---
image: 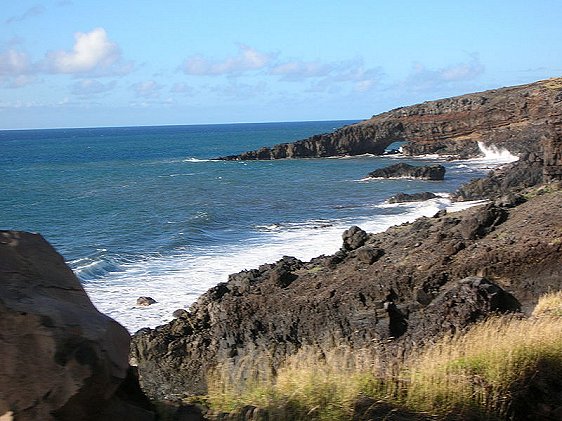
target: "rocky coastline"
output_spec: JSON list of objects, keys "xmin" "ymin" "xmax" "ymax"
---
[{"xmin": 2, "ymin": 79, "xmax": 562, "ymax": 420}]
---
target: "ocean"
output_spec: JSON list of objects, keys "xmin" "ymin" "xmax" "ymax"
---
[{"xmin": 0, "ymin": 121, "xmax": 518, "ymax": 332}]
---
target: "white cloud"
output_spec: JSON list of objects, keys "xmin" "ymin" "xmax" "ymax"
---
[
  {"xmin": 7, "ymin": 75, "xmax": 37, "ymax": 88},
  {"xmin": 406, "ymin": 54, "xmax": 484, "ymax": 91},
  {"xmin": 276, "ymin": 58, "xmax": 383, "ymax": 94},
  {"xmin": 182, "ymin": 45, "xmax": 274, "ymax": 75},
  {"xmin": 270, "ymin": 60, "xmax": 334, "ymax": 80},
  {"xmin": 170, "ymin": 82, "xmax": 194, "ymax": 95},
  {"xmin": 72, "ymin": 79, "xmax": 116, "ymax": 96},
  {"xmin": 44, "ymin": 28, "xmax": 130, "ymax": 75},
  {"xmin": 0, "ymin": 49, "xmax": 32, "ymax": 75},
  {"xmin": 132, "ymin": 80, "xmax": 162, "ymax": 98}
]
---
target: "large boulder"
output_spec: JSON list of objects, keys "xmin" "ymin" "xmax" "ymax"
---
[{"xmin": 0, "ymin": 231, "xmax": 154, "ymax": 421}]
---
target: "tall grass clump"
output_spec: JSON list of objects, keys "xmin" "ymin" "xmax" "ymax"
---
[
  {"xmin": 206, "ymin": 345, "xmax": 397, "ymax": 420},
  {"xmin": 405, "ymin": 313, "xmax": 562, "ymax": 419}
]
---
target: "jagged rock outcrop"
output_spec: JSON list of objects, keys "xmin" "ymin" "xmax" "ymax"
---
[
  {"xmin": 388, "ymin": 192, "xmax": 438, "ymax": 203},
  {"xmin": 0, "ymin": 231, "xmax": 154, "ymax": 421},
  {"xmin": 131, "ymin": 187, "xmax": 562, "ymax": 400},
  {"xmin": 218, "ymin": 78, "xmax": 562, "ymax": 161},
  {"xmin": 367, "ymin": 163, "xmax": 445, "ymax": 180},
  {"xmin": 452, "ymin": 152, "xmax": 543, "ymax": 200}
]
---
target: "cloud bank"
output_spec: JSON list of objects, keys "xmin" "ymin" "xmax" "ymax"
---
[{"xmin": 182, "ymin": 45, "xmax": 274, "ymax": 76}]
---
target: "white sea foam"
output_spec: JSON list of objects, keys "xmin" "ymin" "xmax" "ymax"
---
[{"xmin": 182, "ymin": 157, "xmax": 215, "ymax": 162}]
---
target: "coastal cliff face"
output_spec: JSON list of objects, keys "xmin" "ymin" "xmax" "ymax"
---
[
  {"xmin": 131, "ymin": 187, "xmax": 562, "ymax": 399},
  {"xmin": 219, "ymin": 78, "xmax": 562, "ymax": 160},
  {"xmin": 0, "ymin": 231, "xmax": 154, "ymax": 421}
]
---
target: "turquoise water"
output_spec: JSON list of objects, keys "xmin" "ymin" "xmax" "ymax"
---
[{"xmin": 0, "ymin": 121, "xmax": 512, "ymax": 331}]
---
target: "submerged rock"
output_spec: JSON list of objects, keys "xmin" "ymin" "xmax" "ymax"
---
[
  {"xmin": 137, "ymin": 296, "xmax": 157, "ymax": 306},
  {"xmin": 0, "ymin": 231, "xmax": 154, "ymax": 421},
  {"xmin": 367, "ymin": 163, "xmax": 446, "ymax": 180}
]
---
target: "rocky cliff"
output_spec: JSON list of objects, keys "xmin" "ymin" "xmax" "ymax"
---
[
  {"xmin": 219, "ymin": 78, "xmax": 562, "ymax": 160},
  {"xmin": 131, "ymin": 186, "xmax": 562, "ymax": 400},
  {"xmin": 0, "ymin": 231, "xmax": 154, "ymax": 421}
]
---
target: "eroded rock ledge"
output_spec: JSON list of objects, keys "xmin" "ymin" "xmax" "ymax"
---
[{"xmin": 218, "ymin": 78, "xmax": 562, "ymax": 161}]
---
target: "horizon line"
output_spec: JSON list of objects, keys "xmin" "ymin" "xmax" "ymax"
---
[{"xmin": 0, "ymin": 118, "xmax": 363, "ymax": 133}]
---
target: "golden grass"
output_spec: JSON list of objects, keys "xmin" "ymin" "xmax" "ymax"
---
[
  {"xmin": 404, "ymin": 314, "xmax": 562, "ymax": 418},
  {"xmin": 207, "ymin": 345, "xmax": 396, "ymax": 420},
  {"xmin": 205, "ymin": 293, "xmax": 562, "ymax": 420},
  {"xmin": 532, "ymin": 290, "xmax": 562, "ymax": 317}
]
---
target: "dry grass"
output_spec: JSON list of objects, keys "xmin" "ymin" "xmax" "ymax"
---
[
  {"xmin": 404, "ymin": 314, "xmax": 562, "ymax": 418},
  {"xmin": 532, "ymin": 290, "xmax": 562, "ymax": 317},
  {"xmin": 205, "ymin": 292, "xmax": 562, "ymax": 420},
  {"xmin": 207, "ymin": 345, "xmax": 396, "ymax": 420}
]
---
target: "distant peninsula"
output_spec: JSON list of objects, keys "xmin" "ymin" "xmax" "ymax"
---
[{"xmin": 219, "ymin": 77, "xmax": 562, "ymax": 160}]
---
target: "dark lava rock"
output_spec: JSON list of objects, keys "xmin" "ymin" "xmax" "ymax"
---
[
  {"xmin": 172, "ymin": 309, "xmax": 189, "ymax": 319},
  {"xmin": 137, "ymin": 296, "xmax": 157, "ymax": 306},
  {"xmin": 368, "ymin": 163, "xmax": 446, "ymax": 180},
  {"xmin": 0, "ymin": 231, "xmax": 154, "ymax": 421},
  {"xmin": 131, "ymin": 189, "xmax": 562, "ymax": 400},
  {"xmin": 453, "ymin": 152, "xmax": 544, "ymax": 201},
  {"xmin": 406, "ymin": 277, "xmax": 520, "ymax": 344},
  {"xmin": 457, "ymin": 203, "xmax": 508, "ymax": 240},
  {"xmin": 342, "ymin": 225, "xmax": 368, "ymax": 251},
  {"xmin": 388, "ymin": 192, "xmax": 439, "ymax": 203},
  {"xmin": 218, "ymin": 78, "xmax": 562, "ymax": 161}
]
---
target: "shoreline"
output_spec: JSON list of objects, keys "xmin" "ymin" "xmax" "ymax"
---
[{"xmin": 81, "ymin": 149, "xmax": 511, "ymax": 334}]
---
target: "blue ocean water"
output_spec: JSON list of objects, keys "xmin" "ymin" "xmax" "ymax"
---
[{"xmin": 0, "ymin": 121, "xmax": 516, "ymax": 332}]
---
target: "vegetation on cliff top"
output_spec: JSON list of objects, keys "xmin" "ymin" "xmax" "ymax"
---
[{"xmin": 204, "ymin": 291, "xmax": 562, "ymax": 420}]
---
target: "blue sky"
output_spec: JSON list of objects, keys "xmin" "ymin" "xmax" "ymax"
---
[{"xmin": 1, "ymin": 1, "xmax": 561, "ymax": 129}]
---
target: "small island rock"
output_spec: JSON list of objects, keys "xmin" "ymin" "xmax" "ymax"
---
[{"xmin": 368, "ymin": 163, "xmax": 446, "ymax": 180}]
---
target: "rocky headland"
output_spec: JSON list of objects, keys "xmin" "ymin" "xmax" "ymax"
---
[{"xmin": 219, "ymin": 77, "xmax": 562, "ymax": 161}]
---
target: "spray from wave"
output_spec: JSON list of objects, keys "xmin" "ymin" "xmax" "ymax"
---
[{"xmin": 476, "ymin": 142, "xmax": 519, "ymax": 164}]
